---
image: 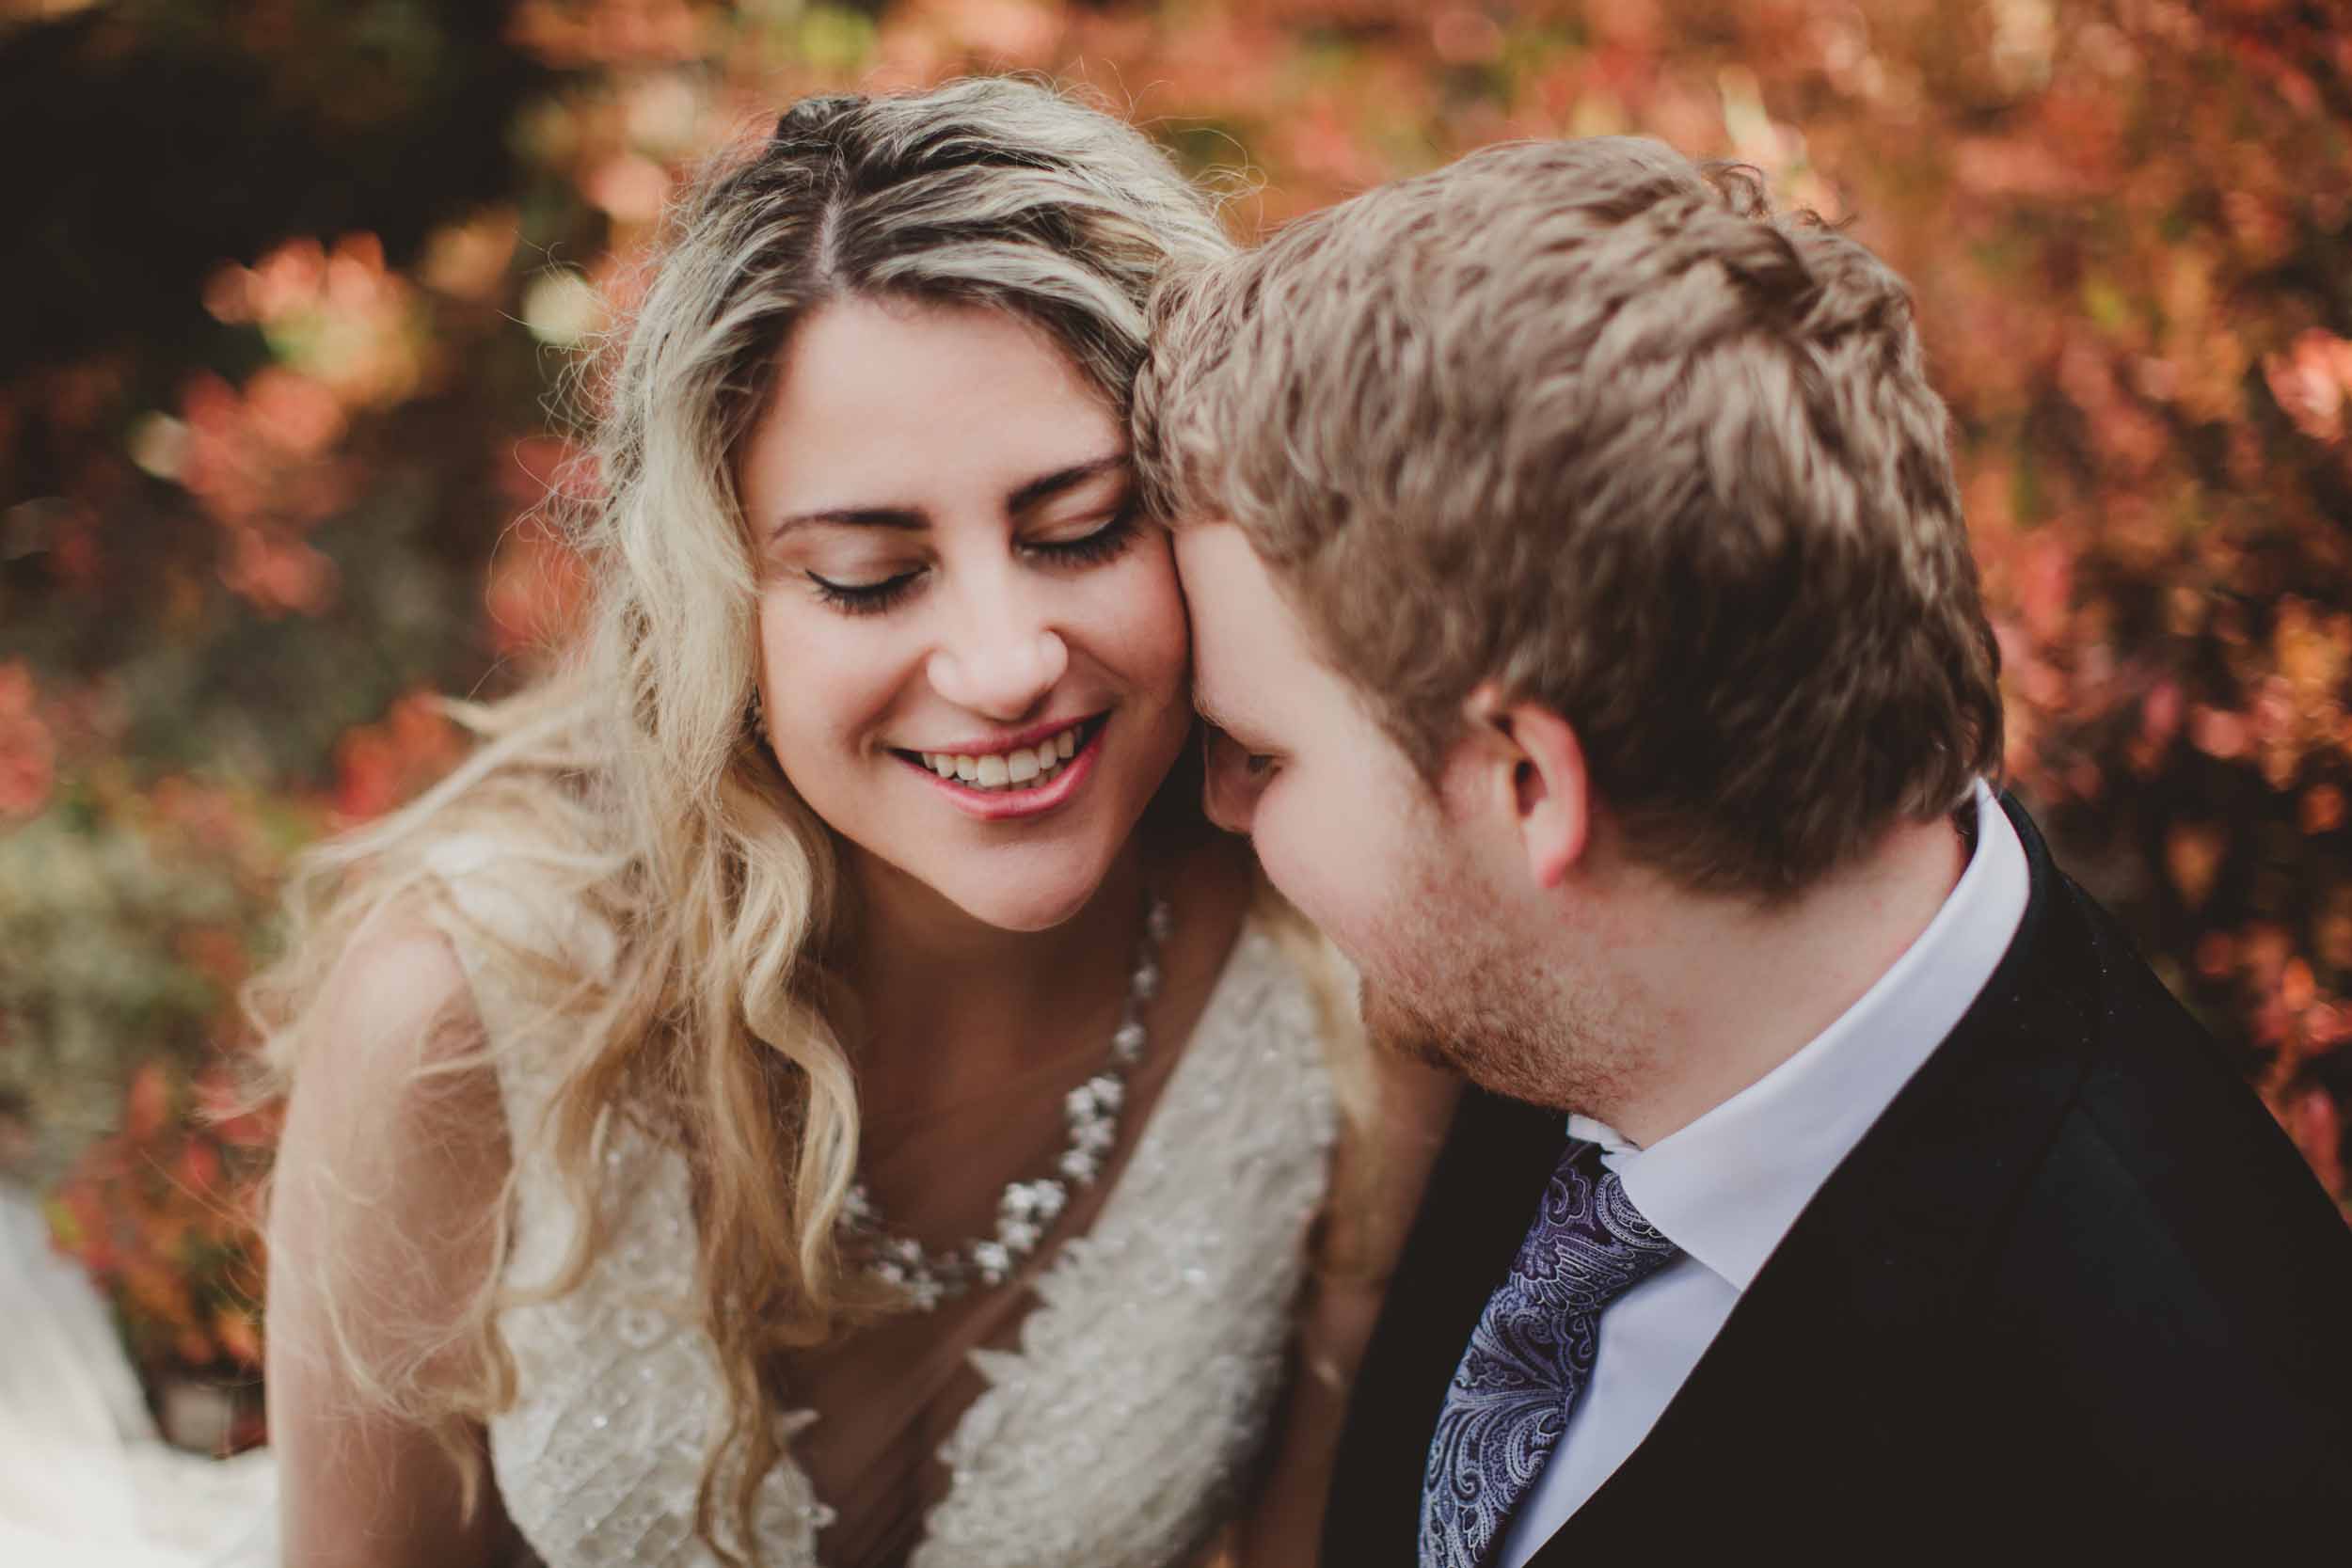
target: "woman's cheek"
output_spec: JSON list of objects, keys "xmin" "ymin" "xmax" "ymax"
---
[
  {"xmin": 757, "ymin": 598, "xmax": 904, "ymax": 746},
  {"xmin": 1100, "ymin": 547, "xmax": 1192, "ymax": 694}
]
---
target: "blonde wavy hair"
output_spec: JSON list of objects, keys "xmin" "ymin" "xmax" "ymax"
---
[{"xmin": 247, "ymin": 77, "xmax": 1233, "ymax": 1565}]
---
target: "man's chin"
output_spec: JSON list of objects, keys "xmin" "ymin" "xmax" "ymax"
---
[
  {"xmin": 1360, "ymin": 972, "xmax": 1600, "ymax": 1113},
  {"xmin": 1359, "ymin": 981, "xmax": 1469, "ymax": 1074}
]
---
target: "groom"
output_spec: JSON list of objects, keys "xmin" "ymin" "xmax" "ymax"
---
[{"xmin": 1135, "ymin": 137, "xmax": 2352, "ymax": 1556}]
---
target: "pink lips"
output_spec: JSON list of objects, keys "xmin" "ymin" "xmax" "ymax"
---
[
  {"xmin": 916, "ymin": 713, "xmax": 1091, "ymax": 760},
  {"xmin": 899, "ymin": 719, "xmax": 1104, "ymax": 822}
]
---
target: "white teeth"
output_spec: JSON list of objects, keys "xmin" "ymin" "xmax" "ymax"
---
[{"xmin": 915, "ymin": 726, "xmax": 1087, "ymax": 791}]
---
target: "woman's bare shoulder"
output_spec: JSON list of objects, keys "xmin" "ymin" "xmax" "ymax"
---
[
  {"xmin": 330, "ymin": 913, "xmax": 480, "ymax": 1023},
  {"xmin": 308, "ymin": 912, "xmax": 496, "ymax": 1102},
  {"xmin": 266, "ymin": 919, "xmax": 518, "ymax": 1567},
  {"xmin": 272, "ymin": 911, "xmax": 511, "ymax": 1271}
]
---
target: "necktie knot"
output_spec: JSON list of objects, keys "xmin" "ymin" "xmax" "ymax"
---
[
  {"xmin": 1420, "ymin": 1141, "xmax": 1680, "ymax": 1568},
  {"xmin": 1512, "ymin": 1141, "xmax": 1679, "ymax": 1310}
]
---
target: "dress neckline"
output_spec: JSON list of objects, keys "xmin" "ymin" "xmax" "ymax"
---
[{"xmin": 794, "ymin": 918, "xmax": 1281, "ymax": 1559}]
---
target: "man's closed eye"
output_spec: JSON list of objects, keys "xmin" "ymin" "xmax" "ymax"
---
[{"xmin": 1202, "ymin": 724, "xmax": 1279, "ymax": 830}]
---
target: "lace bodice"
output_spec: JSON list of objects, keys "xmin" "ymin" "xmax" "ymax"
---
[{"xmin": 434, "ymin": 850, "xmax": 1338, "ymax": 1568}]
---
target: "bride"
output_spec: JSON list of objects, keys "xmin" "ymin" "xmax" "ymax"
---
[{"xmin": 247, "ymin": 77, "xmax": 1440, "ymax": 1568}]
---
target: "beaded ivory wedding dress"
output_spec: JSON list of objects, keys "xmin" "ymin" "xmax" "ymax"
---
[{"xmin": 428, "ymin": 839, "xmax": 1342, "ymax": 1568}]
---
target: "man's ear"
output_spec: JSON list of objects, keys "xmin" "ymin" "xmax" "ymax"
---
[{"xmin": 1460, "ymin": 683, "xmax": 1590, "ymax": 890}]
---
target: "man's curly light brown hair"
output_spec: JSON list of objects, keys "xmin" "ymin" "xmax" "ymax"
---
[{"xmin": 1135, "ymin": 135, "xmax": 2003, "ymax": 899}]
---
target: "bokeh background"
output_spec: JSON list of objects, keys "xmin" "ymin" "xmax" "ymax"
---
[{"xmin": 2, "ymin": 0, "xmax": 2346, "ymax": 1448}]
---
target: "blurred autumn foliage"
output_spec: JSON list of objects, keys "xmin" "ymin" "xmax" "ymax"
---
[
  {"xmin": 2, "ymin": 0, "xmax": 2347, "ymax": 1414},
  {"xmin": 43, "ymin": 1055, "xmax": 277, "ymax": 1437}
]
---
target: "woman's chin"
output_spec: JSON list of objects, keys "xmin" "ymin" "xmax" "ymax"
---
[{"xmin": 947, "ymin": 877, "xmax": 1105, "ymax": 935}]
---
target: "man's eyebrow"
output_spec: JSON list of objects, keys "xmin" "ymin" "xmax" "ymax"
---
[
  {"xmin": 1192, "ymin": 686, "xmax": 1260, "ymax": 744},
  {"xmin": 769, "ymin": 452, "xmax": 1130, "ymax": 542}
]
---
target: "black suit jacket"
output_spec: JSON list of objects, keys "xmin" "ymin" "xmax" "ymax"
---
[{"xmin": 1323, "ymin": 799, "xmax": 2352, "ymax": 1558}]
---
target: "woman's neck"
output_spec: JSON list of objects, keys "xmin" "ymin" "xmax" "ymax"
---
[{"xmin": 838, "ymin": 846, "xmax": 1153, "ymax": 1123}]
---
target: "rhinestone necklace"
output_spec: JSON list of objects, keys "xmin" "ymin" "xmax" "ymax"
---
[{"xmin": 843, "ymin": 889, "xmax": 1173, "ymax": 1312}]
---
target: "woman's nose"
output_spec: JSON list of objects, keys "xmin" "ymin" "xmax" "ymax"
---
[{"xmin": 927, "ymin": 621, "xmax": 1070, "ymax": 721}]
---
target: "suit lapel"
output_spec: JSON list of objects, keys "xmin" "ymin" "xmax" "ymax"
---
[
  {"xmin": 1321, "ymin": 1086, "xmax": 1565, "ymax": 1564},
  {"xmin": 1533, "ymin": 796, "xmax": 2105, "ymax": 1553}
]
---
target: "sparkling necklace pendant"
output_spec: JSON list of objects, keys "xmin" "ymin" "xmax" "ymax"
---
[{"xmin": 842, "ymin": 889, "xmax": 1171, "ymax": 1310}]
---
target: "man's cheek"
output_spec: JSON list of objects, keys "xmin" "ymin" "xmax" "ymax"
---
[{"xmin": 1257, "ymin": 817, "xmax": 1346, "ymax": 944}]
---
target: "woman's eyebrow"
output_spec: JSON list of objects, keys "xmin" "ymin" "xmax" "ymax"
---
[
  {"xmin": 770, "ymin": 452, "xmax": 1128, "ymax": 541},
  {"xmin": 1007, "ymin": 452, "xmax": 1129, "ymax": 515},
  {"xmin": 771, "ymin": 504, "xmax": 926, "ymax": 541}
]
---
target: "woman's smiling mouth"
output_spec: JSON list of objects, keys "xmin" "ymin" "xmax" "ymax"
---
[{"xmin": 892, "ymin": 715, "xmax": 1109, "ymax": 816}]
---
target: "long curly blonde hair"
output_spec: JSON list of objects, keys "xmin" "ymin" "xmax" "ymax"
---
[{"xmin": 246, "ymin": 77, "xmax": 1234, "ymax": 1565}]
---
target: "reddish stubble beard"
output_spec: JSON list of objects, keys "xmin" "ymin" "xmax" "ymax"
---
[{"xmin": 1349, "ymin": 800, "xmax": 1648, "ymax": 1121}]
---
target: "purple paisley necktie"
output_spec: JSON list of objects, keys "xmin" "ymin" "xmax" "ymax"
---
[{"xmin": 1419, "ymin": 1139, "xmax": 1681, "ymax": 1568}]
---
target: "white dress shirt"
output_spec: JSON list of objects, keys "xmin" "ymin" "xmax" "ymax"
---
[{"xmin": 1497, "ymin": 780, "xmax": 2029, "ymax": 1567}]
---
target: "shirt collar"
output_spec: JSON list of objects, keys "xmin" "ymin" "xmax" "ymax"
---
[{"xmin": 1567, "ymin": 780, "xmax": 2029, "ymax": 1292}]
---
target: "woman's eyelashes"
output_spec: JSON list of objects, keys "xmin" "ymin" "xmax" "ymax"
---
[
  {"xmin": 801, "ymin": 500, "xmax": 1142, "ymax": 617},
  {"xmin": 806, "ymin": 566, "xmax": 921, "ymax": 616},
  {"xmin": 1024, "ymin": 497, "xmax": 1142, "ymax": 568}
]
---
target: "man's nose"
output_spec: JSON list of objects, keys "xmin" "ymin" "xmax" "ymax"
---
[{"xmin": 925, "ymin": 594, "xmax": 1070, "ymax": 721}]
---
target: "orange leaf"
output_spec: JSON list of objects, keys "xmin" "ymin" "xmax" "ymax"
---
[{"xmin": 124, "ymin": 1062, "xmax": 172, "ymax": 1143}]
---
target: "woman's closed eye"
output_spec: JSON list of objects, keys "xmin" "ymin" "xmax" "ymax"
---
[
  {"xmin": 805, "ymin": 564, "xmax": 923, "ymax": 615},
  {"xmin": 1020, "ymin": 494, "xmax": 1142, "ymax": 568},
  {"xmin": 803, "ymin": 499, "xmax": 1143, "ymax": 617}
]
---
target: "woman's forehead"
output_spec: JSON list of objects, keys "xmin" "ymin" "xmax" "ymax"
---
[{"xmin": 742, "ymin": 295, "xmax": 1119, "ymax": 515}]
